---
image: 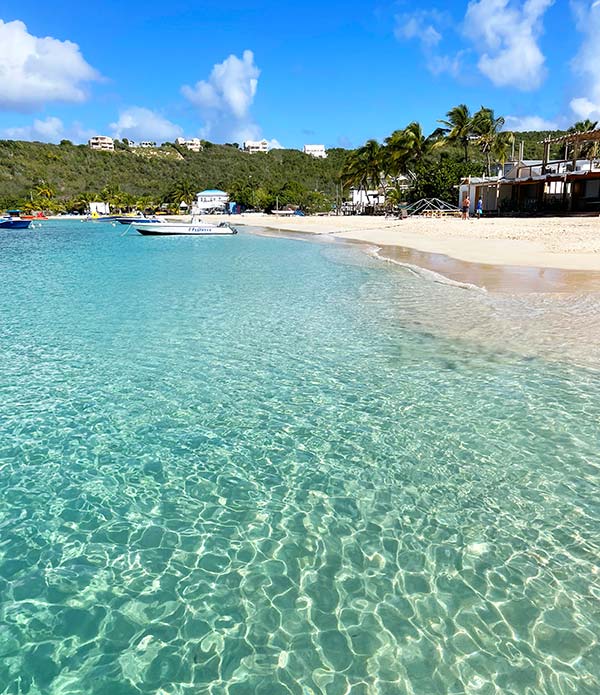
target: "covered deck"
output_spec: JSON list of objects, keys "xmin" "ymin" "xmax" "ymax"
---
[{"xmin": 465, "ymin": 130, "xmax": 600, "ymax": 214}]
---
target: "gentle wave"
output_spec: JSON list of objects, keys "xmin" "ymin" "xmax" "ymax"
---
[{"xmin": 368, "ymin": 245, "xmax": 488, "ymax": 293}]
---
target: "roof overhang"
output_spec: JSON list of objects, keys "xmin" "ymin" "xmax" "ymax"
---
[{"xmin": 542, "ymin": 129, "xmax": 600, "ymax": 145}]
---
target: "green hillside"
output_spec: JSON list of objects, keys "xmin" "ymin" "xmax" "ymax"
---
[
  {"xmin": 0, "ymin": 128, "xmax": 571, "ymax": 213},
  {"xmin": 511, "ymin": 130, "xmax": 569, "ymax": 160},
  {"xmin": 0, "ymin": 139, "xmax": 349, "ymax": 212}
]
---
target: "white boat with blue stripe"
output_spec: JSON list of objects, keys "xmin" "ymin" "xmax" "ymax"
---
[{"xmin": 134, "ymin": 216, "xmax": 237, "ymax": 236}]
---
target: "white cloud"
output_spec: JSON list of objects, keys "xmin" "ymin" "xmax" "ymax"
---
[
  {"xmin": 70, "ymin": 121, "xmax": 96, "ymax": 143},
  {"xmin": 504, "ymin": 115, "xmax": 559, "ymax": 131},
  {"xmin": 109, "ymin": 107, "xmax": 183, "ymax": 142},
  {"xmin": 0, "ymin": 19, "xmax": 99, "ymax": 112},
  {"xmin": 2, "ymin": 116, "xmax": 64, "ymax": 142},
  {"xmin": 394, "ymin": 10, "xmax": 464, "ymax": 77},
  {"xmin": 394, "ymin": 11, "xmax": 442, "ymax": 47},
  {"xmin": 1, "ymin": 117, "xmax": 100, "ymax": 143},
  {"xmin": 569, "ymin": 1, "xmax": 600, "ymax": 121},
  {"xmin": 464, "ymin": 0, "xmax": 554, "ymax": 90},
  {"xmin": 268, "ymin": 139, "xmax": 283, "ymax": 149},
  {"xmin": 182, "ymin": 50, "xmax": 262, "ymax": 142},
  {"xmin": 427, "ymin": 51, "xmax": 465, "ymax": 78}
]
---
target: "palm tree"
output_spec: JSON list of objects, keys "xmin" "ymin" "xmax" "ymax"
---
[
  {"xmin": 383, "ymin": 122, "xmax": 442, "ymax": 199},
  {"xmin": 341, "ymin": 139, "xmax": 383, "ymax": 205},
  {"xmin": 169, "ymin": 178, "xmax": 196, "ymax": 210},
  {"xmin": 120, "ymin": 191, "xmax": 136, "ymax": 212},
  {"xmin": 472, "ymin": 107, "xmax": 513, "ymax": 176},
  {"xmin": 568, "ymin": 119, "xmax": 598, "ymax": 133},
  {"xmin": 100, "ymin": 184, "xmax": 126, "ymax": 211},
  {"xmin": 568, "ymin": 120, "xmax": 599, "ymax": 159},
  {"xmin": 35, "ymin": 183, "xmax": 55, "ymax": 200},
  {"xmin": 384, "ymin": 129, "xmax": 412, "ymax": 179},
  {"xmin": 403, "ymin": 122, "xmax": 443, "ymax": 170},
  {"xmin": 135, "ymin": 196, "xmax": 155, "ymax": 213},
  {"xmin": 72, "ymin": 191, "xmax": 98, "ymax": 213},
  {"xmin": 438, "ymin": 104, "xmax": 473, "ymax": 162},
  {"xmin": 359, "ymin": 139, "xmax": 383, "ymax": 198}
]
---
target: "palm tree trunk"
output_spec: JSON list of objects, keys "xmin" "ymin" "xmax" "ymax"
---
[{"xmin": 362, "ymin": 179, "xmax": 370, "ymax": 207}]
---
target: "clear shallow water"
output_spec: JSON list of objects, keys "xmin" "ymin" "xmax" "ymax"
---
[{"xmin": 0, "ymin": 221, "xmax": 599, "ymax": 694}]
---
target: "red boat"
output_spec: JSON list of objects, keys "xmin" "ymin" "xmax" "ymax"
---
[{"xmin": 21, "ymin": 212, "xmax": 48, "ymax": 220}]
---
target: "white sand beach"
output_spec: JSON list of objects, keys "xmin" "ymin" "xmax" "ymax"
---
[{"xmin": 219, "ymin": 213, "xmax": 600, "ymax": 272}]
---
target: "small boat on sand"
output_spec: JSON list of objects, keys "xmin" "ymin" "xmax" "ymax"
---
[
  {"xmin": 21, "ymin": 213, "xmax": 48, "ymax": 220},
  {"xmin": 134, "ymin": 217, "xmax": 237, "ymax": 236}
]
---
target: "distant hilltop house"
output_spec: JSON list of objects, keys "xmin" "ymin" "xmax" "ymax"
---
[
  {"xmin": 176, "ymin": 137, "xmax": 202, "ymax": 152},
  {"xmin": 243, "ymin": 139, "xmax": 269, "ymax": 154},
  {"xmin": 193, "ymin": 189, "xmax": 230, "ymax": 213},
  {"xmin": 88, "ymin": 136, "xmax": 114, "ymax": 151},
  {"xmin": 125, "ymin": 140, "xmax": 157, "ymax": 149},
  {"xmin": 303, "ymin": 144, "xmax": 327, "ymax": 159}
]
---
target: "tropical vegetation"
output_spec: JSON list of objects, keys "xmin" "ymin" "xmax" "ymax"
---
[{"xmin": 0, "ymin": 104, "xmax": 591, "ymax": 214}]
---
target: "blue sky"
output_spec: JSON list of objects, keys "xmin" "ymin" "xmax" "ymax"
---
[{"xmin": 0, "ymin": 1, "xmax": 599, "ymax": 148}]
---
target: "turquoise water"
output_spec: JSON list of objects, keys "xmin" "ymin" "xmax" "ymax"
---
[{"xmin": 0, "ymin": 221, "xmax": 599, "ymax": 694}]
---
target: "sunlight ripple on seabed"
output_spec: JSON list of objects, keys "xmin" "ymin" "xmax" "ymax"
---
[{"xmin": 0, "ymin": 222, "xmax": 599, "ymax": 694}]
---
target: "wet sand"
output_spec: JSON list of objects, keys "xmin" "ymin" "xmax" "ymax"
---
[
  {"xmin": 235, "ymin": 222, "xmax": 600, "ymax": 294},
  {"xmin": 374, "ymin": 244, "xmax": 600, "ymax": 294},
  {"xmin": 210, "ymin": 214, "xmax": 600, "ymax": 294}
]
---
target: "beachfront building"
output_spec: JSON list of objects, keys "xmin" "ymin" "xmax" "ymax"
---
[
  {"xmin": 303, "ymin": 144, "xmax": 327, "ymax": 159},
  {"xmin": 88, "ymin": 136, "xmax": 114, "ymax": 152},
  {"xmin": 193, "ymin": 189, "xmax": 229, "ymax": 213},
  {"xmin": 176, "ymin": 137, "xmax": 202, "ymax": 152},
  {"xmin": 342, "ymin": 187, "xmax": 387, "ymax": 214},
  {"xmin": 243, "ymin": 139, "xmax": 269, "ymax": 154},
  {"xmin": 458, "ymin": 177, "xmax": 500, "ymax": 216},
  {"xmin": 459, "ymin": 129, "xmax": 600, "ymax": 215},
  {"xmin": 89, "ymin": 202, "xmax": 110, "ymax": 215},
  {"xmin": 351, "ymin": 189, "xmax": 386, "ymax": 207}
]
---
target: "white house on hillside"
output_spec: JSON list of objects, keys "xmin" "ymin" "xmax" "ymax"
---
[
  {"xmin": 193, "ymin": 189, "xmax": 229, "ymax": 213},
  {"xmin": 303, "ymin": 144, "xmax": 327, "ymax": 158},
  {"xmin": 176, "ymin": 137, "xmax": 202, "ymax": 152},
  {"xmin": 88, "ymin": 136, "xmax": 114, "ymax": 151},
  {"xmin": 243, "ymin": 139, "xmax": 269, "ymax": 154}
]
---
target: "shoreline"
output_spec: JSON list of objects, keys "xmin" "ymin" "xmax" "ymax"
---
[
  {"xmin": 221, "ymin": 214, "xmax": 600, "ymax": 293},
  {"xmin": 45, "ymin": 213, "xmax": 600, "ymax": 292}
]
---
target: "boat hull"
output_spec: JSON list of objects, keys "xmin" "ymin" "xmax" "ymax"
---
[
  {"xmin": 0, "ymin": 219, "xmax": 32, "ymax": 229},
  {"xmin": 134, "ymin": 223, "xmax": 237, "ymax": 236},
  {"xmin": 116, "ymin": 217, "xmax": 162, "ymax": 225}
]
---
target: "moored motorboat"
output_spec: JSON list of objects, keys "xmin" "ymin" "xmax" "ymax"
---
[
  {"xmin": 134, "ymin": 217, "xmax": 237, "ymax": 236},
  {"xmin": 0, "ymin": 210, "xmax": 32, "ymax": 229},
  {"xmin": 116, "ymin": 216, "xmax": 163, "ymax": 225}
]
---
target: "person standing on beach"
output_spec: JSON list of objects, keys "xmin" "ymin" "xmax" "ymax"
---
[
  {"xmin": 462, "ymin": 196, "xmax": 470, "ymax": 220},
  {"xmin": 476, "ymin": 197, "xmax": 483, "ymax": 219}
]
